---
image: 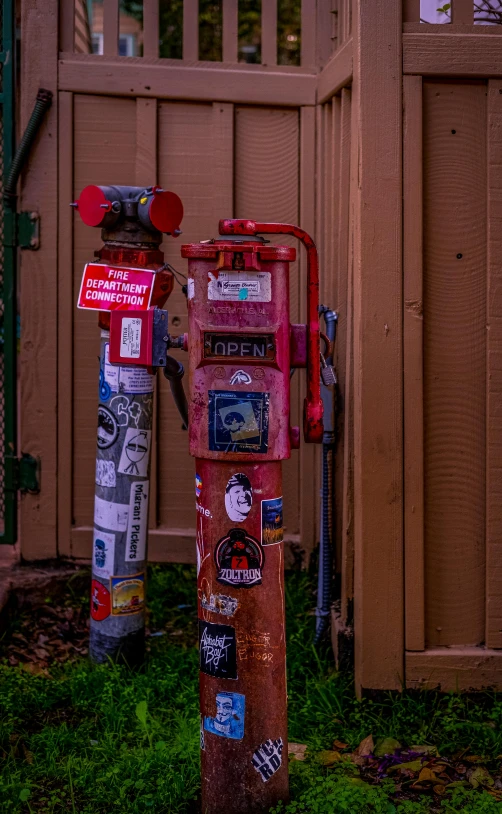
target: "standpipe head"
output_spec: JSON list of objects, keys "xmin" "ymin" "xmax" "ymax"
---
[{"xmin": 72, "ymin": 185, "xmax": 184, "ymax": 239}]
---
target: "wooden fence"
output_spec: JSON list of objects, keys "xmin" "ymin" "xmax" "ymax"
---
[{"xmin": 17, "ymin": 0, "xmax": 502, "ymax": 692}]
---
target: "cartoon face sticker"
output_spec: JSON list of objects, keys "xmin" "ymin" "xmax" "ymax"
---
[
  {"xmin": 203, "ymin": 691, "xmax": 245, "ymax": 740},
  {"xmin": 214, "ymin": 528, "xmax": 264, "ymax": 588},
  {"xmin": 225, "ymin": 473, "xmax": 253, "ymax": 522}
]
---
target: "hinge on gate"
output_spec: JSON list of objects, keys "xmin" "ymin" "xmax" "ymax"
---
[
  {"xmin": 17, "ymin": 211, "xmax": 40, "ymax": 250},
  {"xmin": 4, "ymin": 453, "xmax": 40, "ymax": 494}
]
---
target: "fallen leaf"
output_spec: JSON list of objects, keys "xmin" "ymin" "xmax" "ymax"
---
[
  {"xmin": 388, "ymin": 759, "xmax": 424, "ymax": 773},
  {"xmin": 469, "ymin": 766, "xmax": 494, "ymax": 788},
  {"xmin": 465, "ymin": 755, "xmax": 487, "ymax": 763},
  {"xmin": 316, "ymin": 750, "xmax": 342, "ymax": 766},
  {"xmin": 374, "ymin": 737, "xmax": 402, "ymax": 757},
  {"xmin": 333, "ymin": 739, "xmax": 348, "ymax": 750},
  {"xmin": 288, "ymin": 743, "xmax": 307, "ymax": 761},
  {"xmin": 410, "ymin": 745, "xmax": 438, "ymax": 756},
  {"xmin": 433, "ymin": 784, "xmax": 446, "ymax": 795},
  {"xmin": 418, "ymin": 767, "xmax": 439, "ymax": 784},
  {"xmin": 354, "ymin": 734, "xmax": 374, "ymax": 757}
]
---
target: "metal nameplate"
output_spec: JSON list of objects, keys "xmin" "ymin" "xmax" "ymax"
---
[{"xmin": 204, "ymin": 333, "xmax": 275, "ymax": 360}]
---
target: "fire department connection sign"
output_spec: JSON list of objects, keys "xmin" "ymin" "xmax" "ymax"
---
[{"xmin": 77, "ymin": 263, "xmax": 155, "ymax": 312}]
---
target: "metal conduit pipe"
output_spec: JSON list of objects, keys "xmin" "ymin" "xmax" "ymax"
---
[
  {"xmin": 4, "ymin": 89, "xmax": 53, "ymax": 204},
  {"xmin": 163, "ymin": 355, "xmax": 189, "ymax": 429}
]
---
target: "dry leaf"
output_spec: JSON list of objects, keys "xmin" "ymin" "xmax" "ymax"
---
[
  {"xmin": 354, "ymin": 734, "xmax": 374, "ymax": 757},
  {"xmin": 433, "ymin": 784, "xmax": 446, "ymax": 795},
  {"xmin": 388, "ymin": 759, "xmax": 423, "ymax": 773},
  {"xmin": 374, "ymin": 737, "xmax": 402, "ymax": 757},
  {"xmin": 316, "ymin": 750, "xmax": 342, "ymax": 766},
  {"xmin": 288, "ymin": 743, "xmax": 307, "ymax": 761},
  {"xmin": 418, "ymin": 767, "xmax": 438, "ymax": 784},
  {"xmin": 333, "ymin": 740, "xmax": 348, "ymax": 750},
  {"xmin": 469, "ymin": 766, "xmax": 494, "ymax": 788},
  {"xmin": 410, "ymin": 745, "xmax": 438, "ymax": 756}
]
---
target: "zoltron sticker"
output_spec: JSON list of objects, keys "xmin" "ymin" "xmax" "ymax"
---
[
  {"xmin": 208, "ymin": 390, "xmax": 269, "ymax": 453},
  {"xmin": 208, "ymin": 270, "xmax": 271, "ymax": 303},
  {"xmin": 215, "ymin": 528, "xmax": 264, "ymax": 588},
  {"xmin": 92, "ymin": 529, "xmax": 115, "ymax": 579},
  {"xmin": 118, "ymin": 429, "xmax": 151, "ymax": 476},
  {"xmin": 204, "ymin": 691, "xmax": 245, "ymax": 740},
  {"xmin": 261, "ymin": 497, "xmax": 284, "ymax": 545},
  {"xmin": 111, "ymin": 574, "xmax": 145, "ymax": 615},
  {"xmin": 225, "ymin": 473, "xmax": 252, "ymax": 523},
  {"xmin": 199, "ymin": 620, "xmax": 237, "ymax": 680},
  {"xmin": 97, "ymin": 405, "xmax": 119, "ymax": 449},
  {"xmin": 125, "ymin": 481, "xmax": 149, "ymax": 561},
  {"xmin": 252, "ymin": 738, "xmax": 284, "ymax": 782},
  {"xmin": 90, "ymin": 579, "xmax": 111, "ymax": 621}
]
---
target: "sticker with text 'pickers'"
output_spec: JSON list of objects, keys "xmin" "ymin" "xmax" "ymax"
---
[{"xmin": 77, "ymin": 264, "xmax": 155, "ymax": 312}]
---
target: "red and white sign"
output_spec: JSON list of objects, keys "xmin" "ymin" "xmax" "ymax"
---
[{"xmin": 77, "ymin": 263, "xmax": 155, "ymax": 312}]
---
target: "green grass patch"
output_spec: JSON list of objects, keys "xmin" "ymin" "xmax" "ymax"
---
[{"xmin": 1, "ymin": 565, "xmax": 502, "ymax": 812}]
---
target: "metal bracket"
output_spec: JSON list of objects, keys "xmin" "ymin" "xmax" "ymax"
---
[
  {"xmin": 4, "ymin": 453, "xmax": 40, "ymax": 494},
  {"xmin": 17, "ymin": 211, "xmax": 40, "ymax": 250}
]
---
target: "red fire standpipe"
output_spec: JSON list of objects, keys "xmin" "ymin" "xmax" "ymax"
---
[
  {"xmin": 73, "ymin": 184, "xmax": 183, "ymax": 665},
  {"xmin": 182, "ymin": 220, "xmax": 323, "ymax": 813}
]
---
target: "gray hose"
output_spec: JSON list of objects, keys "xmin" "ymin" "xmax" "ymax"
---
[
  {"xmin": 4, "ymin": 89, "xmax": 53, "ymax": 204},
  {"xmin": 163, "ymin": 355, "xmax": 189, "ymax": 429}
]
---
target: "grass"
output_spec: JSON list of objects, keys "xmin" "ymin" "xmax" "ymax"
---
[{"xmin": 1, "ymin": 564, "xmax": 502, "ymax": 812}]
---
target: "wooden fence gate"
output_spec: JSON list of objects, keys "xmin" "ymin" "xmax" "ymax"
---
[{"xmin": 17, "ymin": 0, "xmax": 502, "ymax": 692}]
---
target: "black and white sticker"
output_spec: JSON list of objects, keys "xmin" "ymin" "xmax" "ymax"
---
[
  {"xmin": 118, "ymin": 428, "xmax": 151, "ymax": 477},
  {"xmin": 120, "ymin": 317, "xmax": 142, "ymax": 358},
  {"xmin": 125, "ymin": 481, "xmax": 149, "ymax": 561},
  {"xmin": 252, "ymin": 738, "xmax": 284, "ymax": 783},
  {"xmin": 199, "ymin": 619, "xmax": 237, "ymax": 679},
  {"xmin": 214, "ymin": 528, "xmax": 264, "ymax": 588}
]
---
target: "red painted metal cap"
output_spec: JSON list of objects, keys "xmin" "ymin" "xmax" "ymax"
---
[
  {"xmin": 181, "ymin": 239, "xmax": 295, "ymax": 261},
  {"xmin": 139, "ymin": 189, "xmax": 184, "ymax": 235},
  {"xmin": 77, "ymin": 185, "xmax": 114, "ymax": 228}
]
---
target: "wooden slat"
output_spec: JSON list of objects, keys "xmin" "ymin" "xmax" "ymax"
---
[
  {"xmin": 317, "ymin": 37, "xmax": 353, "ymax": 103},
  {"xmin": 19, "ymin": 0, "xmax": 59, "ymax": 559},
  {"xmin": 223, "ymin": 0, "xmax": 238, "ymax": 63},
  {"xmin": 59, "ymin": 0, "xmax": 75, "ymax": 52},
  {"xmin": 212, "ymin": 102, "xmax": 234, "ymax": 216},
  {"xmin": 135, "ymin": 98, "xmax": 158, "ymax": 528},
  {"xmin": 300, "ymin": 105, "xmax": 318, "ymax": 562},
  {"xmin": 183, "ymin": 0, "xmax": 199, "ymax": 61},
  {"xmin": 403, "ymin": 34, "xmax": 502, "ymax": 76},
  {"xmin": 351, "ymin": 0, "xmax": 404, "ymax": 692},
  {"xmin": 316, "ymin": 0, "xmax": 334, "ymax": 68},
  {"xmin": 262, "ymin": 0, "xmax": 277, "ymax": 67},
  {"xmin": 403, "ymin": 75, "xmax": 424, "ymax": 651},
  {"xmin": 301, "ymin": 0, "xmax": 316, "ymax": 69},
  {"xmin": 423, "ymin": 82, "xmax": 486, "ymax": 647},
  {"xmin": 486, "ymin": 80, "xmax": 502, "ymax": 649},
  {"xmin": 406, "ymin": 649, "xmax": 502, "ymax": 691},
  {"xmin": 330, "ymin": 96, "xmax": 341, "ymax": 311},
  {"xmin": 337, "ymin": 89, "xmax": 353, "ymax": 622},
  {"xmin": 103, "ymin": 0, "xmax": 119, "ymax": 56},
  {"xmin": 453, "ymin": 0, "xmax": 473, "ymax": 24},
  {"xmin": 404, "ymin": 22, "xmax": 502, "ymax": 33},
  {"xmin": 58, "ymin": 57, "xmax": 317, "ymax": 106},
  {"xmin": 143, "ymin": 1, "xmax": 159, "ymax": 58},
  {"xmin": 402, "ymin": 0, "xmax": 420, "ymax": 23},
  {"xmin": 57, "ymin": 92, "xmax": 74, "ymax": 558}
]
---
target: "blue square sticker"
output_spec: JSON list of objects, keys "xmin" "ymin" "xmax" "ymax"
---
[
  {"xmin": 204, "ymin": 691, "xmax": 245, "ymax": 740},
  {"xmin": 208, "ymin": 390, "xmax": 269, "ymax": 453}
]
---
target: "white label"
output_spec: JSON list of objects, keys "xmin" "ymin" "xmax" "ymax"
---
[
  {"xmin": 208, "ymin": 271, "xmax": 271, "ymax": 303},
  {"xmin": 120, "ymin": 318, "xmax": 142, "ymax": 359},
  {"xmin": 92, "ymin": 529, "xmax": 115, "ymax": 579},
  {"xmin": 187, "ymin": 279, "xmax": 195, "ymax": 300},
  {"xmin": 125, "ymin": 481, "xmax": 149, "ymax": 561},
  {"xmin": 94, "ymin": 495, "xmax": 129, "ymax": 532},
  {"xmin": 95, "ymin": 459, "xmax": 116, "ymax": 488},
  {"xmin": 118, "ymin": 428, "xmax": 151, "ymax": 477},
  {"xmin": 104, "ymin": 343, "xmax": 154, "ymax": 394}
]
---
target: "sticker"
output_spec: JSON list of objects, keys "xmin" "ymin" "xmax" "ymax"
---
[
  {"xmin": 197, "ymin": 503, "xmax": 212, "ymax": 519},
  {"xmin": 204, "ymin": 332, "xmax": 275, "ymax": 360},
  {"xmin": 200, "ymin": 716, "xmax": 205, "ymax": 751},
  {"xmin": 252, "ymin": 739, "xmax": 284, "ymax": 782},
  {"xmin": 201, "ymin": 591, "xmax": 239, "ymax": 618},
  {"xmin": 111, "ymin": 573, "xmax": 145, "ymax": 615},
  {"xmin": 97, "ymin": 405, "xmax": 119, "ymax": 449},
  {"xmin": 110, "ymin": 394, "xmax": 144, "ymax": 428},
  {"xmin": 118, "ymin": 428, "xmax": 151, "ymax": 476},
  {"xmin": 90, "ymin": 579, "xmax": 111, "ymax": 621},
  {"xmin": 104, "ymin": 344, "xmax": 154, "ymax": 395},
  {"xmin": 204, "ymin": 692, "xmax": 245, "ymax": 740},
  {"xmin": 125, "ymin": 481, "xmax": 149, "ymax": 561},
  {"xmin": 229, "ymin": 369, "xmax": 252, "ymax": 385},
  {"xmin": 94, "ymin": 495, "xmax": 129, "ymax": 532},
  {"xmin": 225, "ymin": 473, "xmax": 253, "ymax": 523},
  {"xmin": 208, "ymin": 270, "xmax": 271, "ymax": 303},
  {"xmin": 99, "ymin": 368, "xmax": 112, "ymax": 402},
  {"xmin": 95, "ymin": 459, "xmax": 117, "ymax": 488},
  {"xmin": 195, "ymin": 473, "xmax": 202, "ymax": 497},
  {"xmin": 215, "ymin": 528, "xmax": 264, "ymax": 588},
  {"xmin": 261, "ymin": 497, "xmax": 284, "ymax": 546},
  {"xmin": 77, "ymin": 263, "xmax": 155, "ymax": 312},
  {"xmin": 187, "ymin": 279, "xmax": 195, "ymax": 300},
  {"xmin": 120, "ymin": 317, "xmax": 142, "ymax": 359},
  {"xmin": 199, "ymin": 620, "xmax": 237, "ymax": 679},
  {"xmin": 92, "ymin": 529, "xmax": 115, "ymax": 579},
  {"xmin": 208, "ymin": 390, "xmax": 270, "ymax": 453}
]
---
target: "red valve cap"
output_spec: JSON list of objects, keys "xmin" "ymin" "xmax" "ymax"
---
[
  {"xmin": 147, "ymin": 191, "xmax": 184, "ymax": 235},
  {"xmin": 77, "ymin": 185, "xmax": 112, "ymax": 228}
]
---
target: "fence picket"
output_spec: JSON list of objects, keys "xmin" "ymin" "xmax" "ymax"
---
[
  {"xmin": 103, "ymin": 0, "xmax": 119, "ymax": 56},
  {"xmin": 223, "ymin": 0, "xmax": 238, "ymax": 62},
  {"xmin": 262, "ymin": 0, "xmax": 277, "ymax": 66},
  {"xmin": 143, "ymin": 1, "xmax": 159, "ymax": 58},
  {"xmin": 183, "ymin": 0, "xmax": 199, "ymax": 60},
  {"xmin": 301, "ymin": 0, "xmax": 316, "ymax": 67}
]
